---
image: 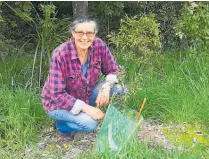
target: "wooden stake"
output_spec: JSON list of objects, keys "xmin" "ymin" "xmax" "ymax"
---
[{"xmin": 136, "ymin": 98, "xmax": 146, "ymax": 122}]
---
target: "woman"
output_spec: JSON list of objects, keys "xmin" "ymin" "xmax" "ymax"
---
[{"xmin": 41, "ymin": 16, "xmax": 126, "ymax": 137}]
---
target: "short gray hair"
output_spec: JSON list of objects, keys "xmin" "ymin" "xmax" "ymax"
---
[{"xmin": 70, "ymin": 16, "xmax": 98, "ymax": 34}]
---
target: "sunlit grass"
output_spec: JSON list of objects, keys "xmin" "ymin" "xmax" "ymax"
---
[
  {"xmin": 115, "ymin": 49, "xmax": 209, "ymax": 125},
  {"xmin": 0, "ymin": 86, "xmax": 49, "ymax": 158}
]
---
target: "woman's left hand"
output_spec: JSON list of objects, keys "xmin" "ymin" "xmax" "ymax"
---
[{"xmin": 96, "ymin": 83, "xmax": 111, "ymax": 107}]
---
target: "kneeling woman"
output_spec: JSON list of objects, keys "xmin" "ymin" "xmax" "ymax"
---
[{"xmin": 41, "ymin": 16, "xmax": 126, "ymax": 136}]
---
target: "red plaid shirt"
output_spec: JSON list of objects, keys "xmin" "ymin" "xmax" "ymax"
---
[{"xmin": 41, "ymin": 38, "xmax": 119, "ymax": 112}]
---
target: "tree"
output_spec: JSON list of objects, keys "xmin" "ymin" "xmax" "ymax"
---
[{"xmin": 72, "ymin": 1, "xmax": 88, "ymax": 20}]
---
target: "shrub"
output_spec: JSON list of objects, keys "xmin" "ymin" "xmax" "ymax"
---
[
  {"xmin": 109, "ymin": 14, "xmax": 161, "ymax": 65},
  {"xmin": 175, "ymin": 2, "xmax": 209, "ymax": 49}
]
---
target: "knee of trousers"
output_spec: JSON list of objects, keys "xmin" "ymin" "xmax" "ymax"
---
[{"xmin": 84, "ymin": 118, "xmax": 99, "ymax": 132}]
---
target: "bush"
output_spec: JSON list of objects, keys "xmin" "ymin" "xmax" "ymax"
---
[
  {"xmin": 175, "ymin": 2, "xmax": 209, "ymax": 49},
  {"xmin": 109, "ymin": 14, "xmax": 161, "ymax": 65}
]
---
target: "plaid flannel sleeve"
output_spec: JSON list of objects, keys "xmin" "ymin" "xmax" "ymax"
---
[{"xmin": 49, "ymin": 54, "xmax": 76, "ymax": 111}]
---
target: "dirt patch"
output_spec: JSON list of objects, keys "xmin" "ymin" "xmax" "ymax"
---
[
  {"xmin": 23, "ymin": 121, "xmax": 170, "ymax": 158},
  {"xmin": 23, "ymin": 121, "xmax": 208, "ymax": 158},
  {"xmin": 138, "ymin": 121, "xmax": 176, "ymax": 151},
  {"xmin": 23, "ymin": 126, "xmax": 100, "ymax": 159}
]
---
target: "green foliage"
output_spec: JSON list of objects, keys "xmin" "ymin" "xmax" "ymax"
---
[
  {"xmin": 0, "ymin": 86, "xmax": 48, "ymax": 158},
  {"xmin": 13, "ymin": 1, "xmax": 33, "ymax": 22},
  {"xmin": 0, "ymin": 55, "xmax": 34, "ymax": 87},
  {"xmin": 3, "ymin": 2, "xmax": 71, "ymax": 88},
  {"xmin": 138, "ymin": 49, "xmax": 209, "ymax": 124},
  {"xmin": 123, "ymin": 2, "xmax": 185, "ymax": 50},
  {"xmin": 114, "ymin": 47, "xmax": 209, "ymax": 125},
  {"xmin": 36, "ymin": 4, "xmax": 70, "ymax": 87},
  {"xmin": 0, "ymin": 2, "xmax": 4, "ymax": 23},
  {"xmin": 0, "ymin": 38, "xmax": 38, "ymax": 88},
  {"xmin": 175, "ymin": 2, "xmax": 209, "ymax": 48},
  {"xmin": 1, "ymin": 1, "xmax": 197, "ymax": 51},
  {"xmin": 90, "ymin": 1, "xmax": 124, "ymax": 17},
  {"xmin": 89, "ymin": 2, "xmax": 124, "ymax": 40},
  {"xmin": 4, "ymin": 2, "xmax": 69, "ymax": 58},
  {"xmin": 38, "ymin": 4, "xmax": 69, "ymax": 58},
  {"xmin": 1, "ymin": 2, "xmax": 35, "ymax": 41},
  {"xmin": 109, "ymin": 14, "xmax": 161, "ymax": 65},
  {"xmin": 0, "ymin": 34, "xmax": 18, "ymax": 56},
  {"xmin": 149, "ymin": 2, "xmax": 185, "ymax": 49}
]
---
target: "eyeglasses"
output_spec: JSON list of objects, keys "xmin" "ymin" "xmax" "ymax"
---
[{"xmin": 73, "ymin": 30, "xmax": 95, "ymax": 37}]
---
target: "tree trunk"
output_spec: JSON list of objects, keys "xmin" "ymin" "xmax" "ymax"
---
[{"xmin": 72, "ymin": 1, "xmax": 88, "ymax": 20}]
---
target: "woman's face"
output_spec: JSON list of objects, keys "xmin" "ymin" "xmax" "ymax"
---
[{"xmin": 72, "ymin": 22, "xmax": 96, "ymax": 50}]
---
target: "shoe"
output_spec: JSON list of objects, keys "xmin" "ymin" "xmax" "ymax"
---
[
  {"xmin": 53, "ymin": 121, "xmax": 57, "ymax": 130},
  {"xmin": 58, "ymin": 131, "xmax": 75, "ymax": 140}
]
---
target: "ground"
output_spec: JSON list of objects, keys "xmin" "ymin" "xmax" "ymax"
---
[
  {"xmin": 22, "ymin": 119, "xmax": 209, "ymax": 158},
  {"xmin": 23, "ymin": 121, "xmax": 177, "ymax": 159}
]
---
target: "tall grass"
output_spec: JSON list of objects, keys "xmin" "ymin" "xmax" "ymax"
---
[
  {"xmin": 0, "ymin": 86, "xmax": 48, "ymax": 158},
  {"xmin": 143, "ymin": 50, "xmax": 208, "ymax": 124},
  {"xmin": 116, "ymin": 49, "xmax": 209, "ymax": 125},
  {"xmin": 0, "ymin": 55, "xmax": 34, "ymax": 88}
]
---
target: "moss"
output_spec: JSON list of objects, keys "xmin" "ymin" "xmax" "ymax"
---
[{"xmin": 162, "ymin": 122, "xmax": 209, "ymax": 155}]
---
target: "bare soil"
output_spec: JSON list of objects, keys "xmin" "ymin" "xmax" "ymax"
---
[{"xmin": 23, "ymin": 121, "xmax": 176, "ymax": 159}]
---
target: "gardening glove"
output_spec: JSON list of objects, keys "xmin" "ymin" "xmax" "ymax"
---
[{"xmin": 96, "ymin": 82, "xmax": 112, "ymax": 108}]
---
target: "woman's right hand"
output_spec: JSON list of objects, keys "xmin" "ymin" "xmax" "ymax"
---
[{"xmin": 82, "ymin": 104, "xmax": 104, "ymax": 120}]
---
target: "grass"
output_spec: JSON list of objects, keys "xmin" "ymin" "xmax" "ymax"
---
[
  {"xmin": 0, "ymin": 55, "xmax": 35, "ymax": 88},
  {"xmin": 143, "ymin": 50, "xmax": 209, "ymax": 124},
  {"xmin": 0, "ymin": 48, "xmax": 208, "ymax": 158},
  {"xmin": 115, "ymin": 49, "xmax": 209, "ymax": 125},
  {"xmin": 0, "ymin": 86, "xmax": 49, "ymax": 158},
  {"xmin": 79, "ymin": 137, "xmax": 205, "ymax": 159}
]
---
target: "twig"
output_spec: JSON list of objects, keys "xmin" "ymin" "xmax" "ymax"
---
[{"xmin": 136, "ymin": 98, "xmax": 146, "ymax": 122}]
